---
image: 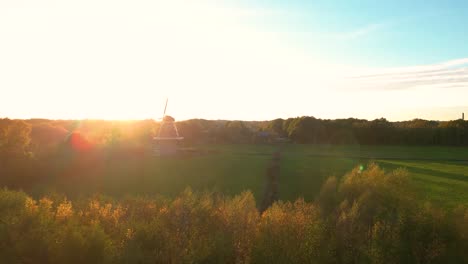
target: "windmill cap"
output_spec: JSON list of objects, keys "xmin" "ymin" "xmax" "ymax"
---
[{"xmin": 163, "ymin": 115, "xmax": 175, "ymax": 122}]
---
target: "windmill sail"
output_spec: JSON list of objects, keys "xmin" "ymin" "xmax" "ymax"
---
[{"xmin": 163, "ymin": 98, "xmax": 168, "ymax": 117}]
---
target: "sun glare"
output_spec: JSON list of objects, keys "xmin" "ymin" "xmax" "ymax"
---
[{"xmin": 1, "ymin": 0, "xmax": 467, "ymax": 121}]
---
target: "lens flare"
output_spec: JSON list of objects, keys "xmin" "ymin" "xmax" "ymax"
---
[{"xmin": 69, "ymin": 132, "xmax": 92, "ymax": 152}]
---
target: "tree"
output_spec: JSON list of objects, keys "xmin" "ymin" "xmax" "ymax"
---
[
  {"xmin": 0, "ymin": 119, "xmax": 32, "ymax": 157},
  {"xmin": 266, "ymin": 118, "xmax": 285, "ymax": 137},
  {"xmin": 286, "ymin": 117, "xmax": 326, "ymax": 144},
  {"xmin": 30, "ymin": 123, "xmax": 69, "ymax": 155},
  {"xmin": 222, "ymin": 121, "xmax": 252, "ymax": 143}
]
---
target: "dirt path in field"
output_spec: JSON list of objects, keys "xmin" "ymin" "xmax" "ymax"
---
[{"xmin": 259, "ymin": 151, "xmax": 282, "ymax": 213}]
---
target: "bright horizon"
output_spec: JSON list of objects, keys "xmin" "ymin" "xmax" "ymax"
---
[{"xmin": 1, "ymin": 0, "xmax": 467, "ymax": 122}]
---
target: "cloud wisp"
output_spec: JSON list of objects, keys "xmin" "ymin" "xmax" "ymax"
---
[
  {"xmin": 347, "ymin": 58, "xmax": 468, "ymax": 90},
  {"xmin": 334, "ymin": 23, "xmax": 387, "ymax": 40}
]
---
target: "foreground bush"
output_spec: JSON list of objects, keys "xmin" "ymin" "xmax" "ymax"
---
[{"xmin": 0, "ymin": 165, "xmax": 467, "ymax": 263}]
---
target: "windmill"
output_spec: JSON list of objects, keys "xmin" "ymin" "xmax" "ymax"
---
[{"xmin": 153, "ymin": 99, "xmax": 183, "ymax": 156}]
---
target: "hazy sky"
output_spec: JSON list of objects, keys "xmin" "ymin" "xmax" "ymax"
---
[{"xmin": 1, "ymin": 0, "xmax": 467, "ymax": 121}]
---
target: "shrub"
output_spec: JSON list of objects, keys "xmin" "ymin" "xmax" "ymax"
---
[{"xmin": 0, "ymin": 165, "xmax": 467, "ymax": 263}]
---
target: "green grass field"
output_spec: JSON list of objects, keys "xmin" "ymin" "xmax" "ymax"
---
[
  {"xmin": 43, "ymin": 144, "xmax": 468, "ymax": 209},
  {"xmin": 280, "ymin": 145, "xmax": 468, "ymax": 208}
]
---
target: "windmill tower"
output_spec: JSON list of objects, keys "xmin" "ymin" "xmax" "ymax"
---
[{"xmin": 153, "ymin": 99, "xmax": 183, "ymax": 156}]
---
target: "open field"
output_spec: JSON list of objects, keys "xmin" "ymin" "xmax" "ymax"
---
[
  {"xmin": 37, "ymin": 145, "xmax": 274, "ymax": 201},
  {"xmin": 36, "ymin": 144, "xmax": 468, "ymax": 209},
  {"xmin": 280, "ymin": 145, "xmax": 468, "ymax": 208}
]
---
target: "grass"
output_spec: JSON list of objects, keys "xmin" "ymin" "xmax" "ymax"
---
[
  {"xmin": 45, "ymin": 144, "xmax": 274, "ymax": 202},
  {"xmin": 280, "ymin": 144, "xmax": 468, "ymax": 208},
  {"xmin": 377, "ymin": 160, "xmax": 468, "ymax": 208},
  {"xmin": 103, "ymin": 150, "xmax": 270, "ymax": 199},
  {"xmin": 39, "ymin": 144, "xmax": 468, "ymax": 209}
]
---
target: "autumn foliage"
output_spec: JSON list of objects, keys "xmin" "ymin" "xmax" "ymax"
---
[{"xmin": 1, "ymin": 165, "xmax": 467, "ymax": 263}]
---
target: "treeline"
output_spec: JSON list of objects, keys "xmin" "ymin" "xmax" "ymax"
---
[
  {"xmin": 2, "ymin": 117, "xmax": 468, "ymax": 155},
  {"xmin": 1, "ymin": 164, "xmax": 467, "ymax": 263},
  {"xmin": 177, "ymin": 117, "xmax": 468, "ymax": 145},
  {"xmin": 264, "ymin": 117, "xmax": 468, "ymax": 145}
]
